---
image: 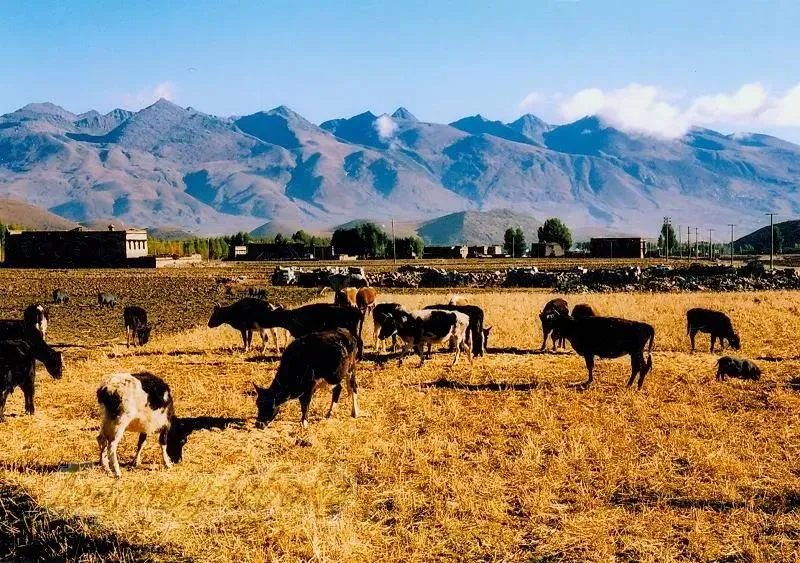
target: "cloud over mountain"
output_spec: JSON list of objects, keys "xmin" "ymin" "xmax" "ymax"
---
[{"xmin": 554, "ymin": 82, "xmax": 800, "ymax": 139}]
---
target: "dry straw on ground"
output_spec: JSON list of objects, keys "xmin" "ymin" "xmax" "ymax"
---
[{"xmin": 3, "ymin": 288, "xmax": 800, "ymax": 561}]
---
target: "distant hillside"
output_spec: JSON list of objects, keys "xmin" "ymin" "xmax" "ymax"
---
[
  {"xmin": 0, "ymin": 199, "xmax": 77, "ymax": 230},
  {"xmin": 416, "ymin": 209, "xmax": 542, "ymax": 245},
  {"xmin": 4, "ymin": 99, "xmax": 800, "ymax": 235},
  {"xmin": 735, "ymin": 220, "xmax": 800, "ymax": 252}
]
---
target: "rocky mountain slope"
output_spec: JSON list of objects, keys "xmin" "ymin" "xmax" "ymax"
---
[{"xmin": 1, "ymin": 99, "xmax": 799, "ymax": 236}]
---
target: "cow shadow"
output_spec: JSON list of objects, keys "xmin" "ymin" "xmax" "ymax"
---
[
  {"xmin": 756, "ymin": 355, "xmax": 800, "ymax": 362},
  {"xmin": 417, "ymin": 377, "xmax": 549, "ymax": 392},
  {"xmin": 0, "ymin": 460, "xmax": 96, "ymax": 475},
  {"xmin": 486, "ymin": 347, "xmax": 571, "ymax": 356},
  {"xmin": 244, "ymin": 354, "xmax": 283, "ymax": 363},
  {"xmin": 179, "ymin": 416, "xmax": 246, "ymax": 435}
]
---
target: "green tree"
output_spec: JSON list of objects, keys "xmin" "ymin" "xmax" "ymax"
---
[
  {"xmin": 394, "ymin": 236, "xmax": 424, "ymax": 258},
  {"xmin": 504, "ymin": 227, "xmax": 526, "ymax": 257},
  {"xmin": 331, "ymin": 222, "xmax": 389, "ymax": 258},
  {"xmin": 537, "ymin": 218, "xmax": 572, "ymax": 251},
  {"xmin": 291, "ymin": 230, "xmax": 313, "ymax": 245},
  {"xmin": 657, "ymin": 223, "xmax": 677, "ymax": 256}
]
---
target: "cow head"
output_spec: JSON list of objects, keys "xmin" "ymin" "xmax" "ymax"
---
[
  {"xmin": 208, "ymin": 303, "xmax": 223, "ymax": 328},
  {"xmin": 166, "ymin": 420, "xmax": 190, "ymax": 463},
  {"xmin": 482, "ymin": 326, "xmax": 493, "ymax": 350},
  {"xmin": 137, "ymin": 325, "xmax": 152, "ymax": 345},
  {"xmin": 745, "ymin": 363, "xmax": 762, "ymax": 380},
  {"xmin": 45, "ymin": 351, "xmax": 64, "ymax": 380},
  {"xmin": 728, "ymin": 333, "xmax": 741, "ymax": 350},
  {"xmin": 253, "ymin": 383, "xmax": 278, "ymax": 427}
]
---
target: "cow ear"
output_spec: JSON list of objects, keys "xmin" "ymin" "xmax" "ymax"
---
[{"xmin": 213, "ymin": 302, "xmax": 221, "ymax": 310}]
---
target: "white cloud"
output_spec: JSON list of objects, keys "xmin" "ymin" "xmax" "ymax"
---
[
  {"xmin": 559, "ymin": 84, "xmax": 689, "ymax": 138},
  {"xmin": 518, "ymin": 91, "xmax": 544, "ymax": 112},
  {"xmin": 760, "ymin": 84, "xmax": 800, "ymax": 126},
  {"xmin": 557, "ymin": 82, "xmax": 800, "ymax": 139},
  {"xmin": 120, "ymin": 81, "xmax": 177, "ymax": 110},
  {"xmin": 373, "ymin": 114, "xmax": 397, "ymax": 140}
]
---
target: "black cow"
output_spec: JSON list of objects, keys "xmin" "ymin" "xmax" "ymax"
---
[
  {"xmin": 98, "ymin": 292, "xmax": 117, "ymax": 308},
  {"xmin": 124, "ymin": 306, "xmax": 152, "ymax": 347},
  {"xmin": 207, "ymin": 298, "xmax": 284, "ymax": 353},
  {"xmin": 571, "ymin": 304, "xmax": 597, "ymax": 318},
  {"xmin": 262, "ymin": 303, "xmax": 364, "ymax": 358},
  {"xmin": 0, "ymin": 336, "xmax": 64, "ymax": 419},
  {"xmin": 423, "ymin": 304, "xmax": 489, "ymax": 356},
  {"xmin": 716, "ymin": 356, "xmax": 761, "ymax": 381},
  {"xmin": 686, "ymin": 308, "xmax": 740, "ymax": 353},
  {"xmin": 254, "ymin": 329, "xmax": 359, "ymax": 428},
  {"xmin": 555, "ymin": 316, "xmax": 655, "ymax": 390},
  {"xmin": 52, "ymin": 289, "xmax": 69, "ymax": 304},
  {"xmin": 0, "ymin": 304, "xmax": 49, "ymax": 342},
  {"xmin": 540, "ymin": 298, "xmax": 569, "ymax": 351},
  {"xmin": 373, "ymin": 303, "xmax": 404, "ymax": 352}
]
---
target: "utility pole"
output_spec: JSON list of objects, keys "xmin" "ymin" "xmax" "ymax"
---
[
  {"xmin": 663, "ymin": 217, "xmax": 671, "ymax": 259},
  {"xmin": 391, "ymin": 217, "xmax": 397, "ymax": 264},
  {"xmin": 678, "ymin": 224, "xmax": 682, "ymax": 259},
  {"xmin": 609, "ymin": 240, "xmax": 614, "ymax": 259},
  {"xmin": 695, "ymin": 227, "xmax": 699, "ymax": 259},
  {"xmin": 709, "ymin": 228, "xmax": 715, "ymax": 261},
  {"xmin": 766, "ymin": 213, "xmax": 776, "ymax": 270},
  {"xmin": 728, "ymin": 224, "xmax": 735, "ymax": 267},
  {"xmin": 512, "ymin": 229, "xmax": 515, "ymax": 259},
  {"xmin": 687, "ymin": 226, "xmax": 691, "ymax": 263}
]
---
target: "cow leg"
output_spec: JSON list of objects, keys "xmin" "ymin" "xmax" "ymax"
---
[
  {"xmin": 97, "ymin": 432, "xmax": 110, "ymax": 473},
  {"xmin": 299, "ymin": 390, "xmax": 313, "ymax": 428},
  {"xmin": 416, "ymin": 344, "xmax": 426, "ymax": 368},
  {"xmin": 259, "ymin": 328, "xmax": 269, "ymax": 354},
  {"xmin": 710, "ymin": 335, "xmax": 716, "ymax": 353},
  {"xmin": 637, "ymin": 354, "xmax": 653, "ymax": 389},
  {"xmin": 271, "ymin": 328, "xmax": 281, "ymax": 354},
  {"xmin": 327, "ymin": 384, "xmax": 342, "ymax": 418},
  {"xmin": 689, "ymin": 329, "xmax": 697, "ymax": 353},
  {"xmin": 349, "ymin": 368, "xmax": 359, "ymax": 418},
  {"xmin": 573, "ymin": 355, "xmax": 594, "ymax": 389},
  {"xmin": 452, "ymin": 340, "xmax": 461, "ymax": 367},
  {"xmin": 158, "ymin": 427, "xmax": 174, "ymax": 469},
  {"xmin": 627, "ymin": 353, "xmax": 642, "ymax": 387},
  {"xmin": 108, "ymin": 423, "xmax": 128, "ymax": 478},
  {"xmin": 132, "ymin": 433, "xmax": 147, "ymax": 466},
  {"xmin": 22, "ymin": 378, "xmax": 35, "ymax": 415},
  {"xmin": 0, "ymin": 388, "xmax": 10, "ymax": 420},
  {"xmin": 540, "ymin": 327, "xmax": 549, "ymax": 351},
  {"xmin": 126, "ymin": 327, "xmax": 131, "ymax": 348}
]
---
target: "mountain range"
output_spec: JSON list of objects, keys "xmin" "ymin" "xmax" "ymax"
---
[{"xmin": 1, "ymin": 99, "xmax": 799, "ymax": 240}]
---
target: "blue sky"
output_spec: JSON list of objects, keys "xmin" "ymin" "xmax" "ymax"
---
[{"xmin": 2, "ymin": 0, "xmax": 800, "ymax": 139}]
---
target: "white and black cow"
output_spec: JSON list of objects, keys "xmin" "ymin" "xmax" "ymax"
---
[
  {"xmin": 0, "ymin": 304, "xmax": 49, "ymax": 342},
  {"xmin": 379, "ymin": 309, "xmax": 472, "ymax": 367},
  {"xmin": 98, "ymin": 292, "xmax": 117, "ymax": 308},
  {"xmin": 423, "ymin": 304, "xmax": 490, "ymax": 356},
  {"xmin": 96, "ymin": 372, "xmax": 189, "ymax": 478}
]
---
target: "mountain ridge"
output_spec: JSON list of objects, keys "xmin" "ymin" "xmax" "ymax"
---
[{"xmin": 1, "ymin": 99, "xmax": 799, "ymax": 236}]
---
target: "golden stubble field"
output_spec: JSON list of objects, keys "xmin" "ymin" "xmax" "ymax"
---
[{"xmin": 3, "ymin": 286, "xmax": 800, "ymax": 562}]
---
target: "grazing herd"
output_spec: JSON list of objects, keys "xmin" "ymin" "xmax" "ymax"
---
[{"xmin": 0, "ymin": 283, "xmax": 766, "ymax": 478}]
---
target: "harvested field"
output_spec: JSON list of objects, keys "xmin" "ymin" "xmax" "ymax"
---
[{"xmin": 2, "ymin": 269, "xmax": 800, "ymax": 561}]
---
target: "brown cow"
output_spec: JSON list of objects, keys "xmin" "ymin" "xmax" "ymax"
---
[
  {"xmin": 334, "ymin": 287, "xmax": 358, "ymax": 307},
  {"xmin": 355, "ymin": 287, "xmax": 377, "ymax": 338}
]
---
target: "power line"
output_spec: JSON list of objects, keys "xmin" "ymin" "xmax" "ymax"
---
[
  {"xmin": 766, "ymin": 213, "xmax": 776, "ymax": 270},
  {"xmin": 728, "ymin": 224, "xmax": 735, "ymax": 267}
]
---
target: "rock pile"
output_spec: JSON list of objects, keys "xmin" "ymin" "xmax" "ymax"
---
[{"xmin": 269, "ymin": 263, "xmax": 800, "ymax": 293}]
